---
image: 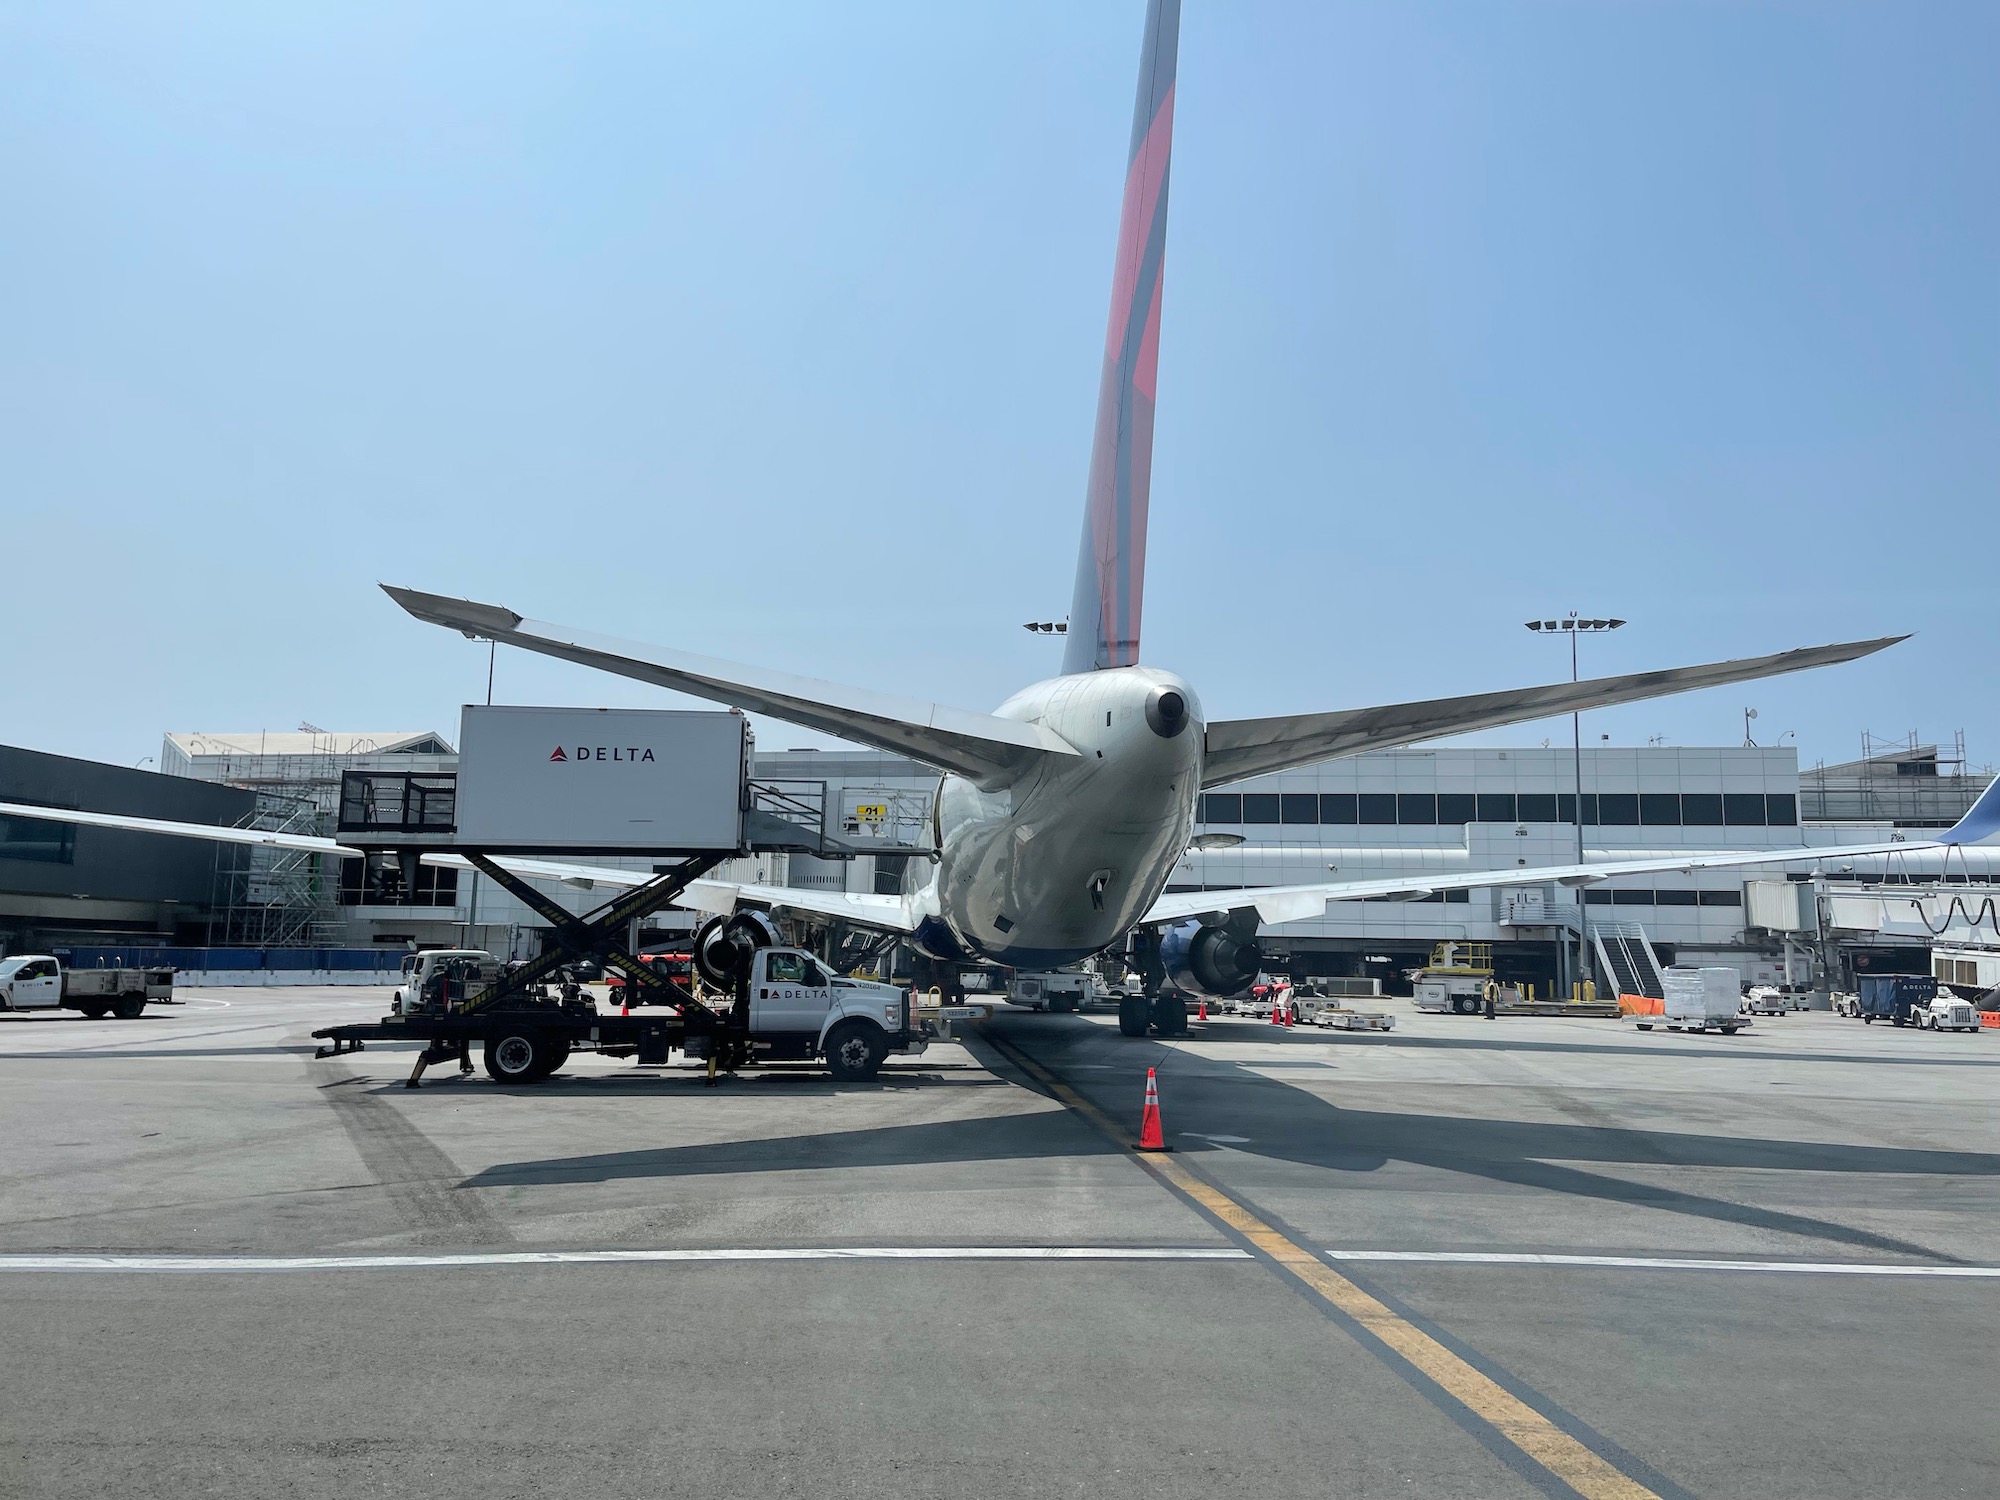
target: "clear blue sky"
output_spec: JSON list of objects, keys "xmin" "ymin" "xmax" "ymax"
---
[{"xmin": 4, "ymin": 1, "xmax": 1993, "ymax": 774}]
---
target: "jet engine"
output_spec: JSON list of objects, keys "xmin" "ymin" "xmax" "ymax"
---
[
  {"xmin": 693, "ymin": 910, "xmax": 782, "ymax": 987},
  {"xmin": 1157, "ymin": 916, "xmax": 1263, "ymax": 1001}
]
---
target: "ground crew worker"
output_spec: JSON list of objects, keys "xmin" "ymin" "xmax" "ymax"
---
[{"xmin": 1482, "ymin": 978, "xmax": 1498, "ymax": 1020}]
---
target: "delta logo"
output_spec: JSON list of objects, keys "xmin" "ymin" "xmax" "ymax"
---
[{"xmin": 550, "ymin": 745, "xmax": 655, "ymax": 764}]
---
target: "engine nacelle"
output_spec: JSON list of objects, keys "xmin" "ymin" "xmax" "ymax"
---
[
  {"xmin": 1158, "ymin": 917, "xmax": 1262, "ymax": 1001},
  {"xmin": 693, "ymin": 909, "xmax": 783, "ymax": 986}
]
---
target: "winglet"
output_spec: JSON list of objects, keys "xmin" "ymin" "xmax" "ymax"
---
[
  {"xmin": 1942, "ymin": 774, "xmax": 2000, "ymax": 845},
  {"xmin": 383, "ymin": 585, "xmax": 523, "ymax": 640}
]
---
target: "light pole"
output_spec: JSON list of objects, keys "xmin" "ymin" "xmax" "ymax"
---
[{"xmin": 1525, "ymin": 614, "xmax": 1626, "ymax": 998}]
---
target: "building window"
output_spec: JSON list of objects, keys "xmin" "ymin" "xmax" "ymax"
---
[
  {"xmin": 1611, "ymin": 888, "xmax": 1653, "ymax": 905},
  {"xmin": 1243, "ymin": 793, "xmax": 1280, "ymax": 824},
  {"xmin": 1584, "ymin": 889, "xmax": 1614, "ymax": 906},
  {"xmin": 1477, "ymin": 793, "xmax": 1516, "ymax": 823},
  {"xmin": 1203, "ymin": 794, "xmax": 1241, "ymax": 824},
  {"xmin": 1655, "ymin": 889, "xmax": 1699, "ymax": 906},
  {"xmin": 1517, "ymin": 793, "xmax": 1557, "ymax": 822},
  {"xmin": 1445, "ymin": 888, "xmax": 1470, "ymax": 904},
  {"xmin": 1697, "ymin": 890, "xmax": 1742, "ymax": 907},
  {"xmin": 1397, "ymin": 793, "xmax": 1436, "ymax": 825},
  {"xmin": 1640, "ymin": 794, "xmax": 1681, "ymax": 826},
  {"xmin": 1281, "ymin": 793, "xmax": 1318, "ymax": 825},
  {"xmin": 1319, "ymin": 793, "xmax": 1357, "ymax": 825},
  {"xmin": 0, "ymin": 809, "xmax": 76, "ymax": 865},
  {"xmin": 1359, "ymin": 793, "xmax": 1397, "ymax": 825},
  {"xmin": 1765, "ymin": 793, "xmax": 1798, "ymax": 827},
  {"xmin": 1597, "ymin": 793, "xmax": 1640, "ymax": 825},
  {"xmin": 1559, "ymin": 793, "xmax": 1602, "ymax": 824},
  {"xmin": 1437, "ymin": 793, "xmax": 1476, "ymax": 826},
  {"xmin": 1681, "ymin": 793, "xmax": 1724, "ymax": 826},
  {"xmin": 1723, "ymin": 793, "xmax": 1766, "ymax": 826}
]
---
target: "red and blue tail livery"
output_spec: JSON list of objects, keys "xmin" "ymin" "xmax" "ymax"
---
[{"xmin": 1063, "ymin": 0, "xmax": 1179, "ymax": 675}]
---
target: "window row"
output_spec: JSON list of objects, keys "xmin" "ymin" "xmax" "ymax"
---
[
  {"xmin": 1197, "ymin": 791, "xmax": 1797, "ymax": 829},
  {"xmin": 1583, "ymin": 889, "xmax": 1742, "ymax": 907}
]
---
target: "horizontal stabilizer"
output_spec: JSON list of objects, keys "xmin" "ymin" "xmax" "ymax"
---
[
  {"xmin": 1201, "ymin": 636, "xmax": 1905, "ymax": 787},
  {"xmin": 1143, "ymin": 826, "xmax": 1985, "ymax": 929},
  {"xmin": 383, "ymin": 586, "xmax": 1075, "ymax": 790},
  {"xmin": 677, "ymin": 879, "xmax": 918, "ymax": 932}
]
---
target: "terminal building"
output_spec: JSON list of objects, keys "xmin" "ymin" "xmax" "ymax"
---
[{"xmin": 4, "ymin": 723, "xmax": 1994, "ymax": 997}]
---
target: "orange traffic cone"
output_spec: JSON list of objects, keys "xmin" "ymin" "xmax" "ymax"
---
[
  {"xmin": 1197, "ymin": 998, "xmax": 1207, "ymax": 1021},
  {"xmin": 1268, "ymin": 998, "xmax": 1281, "ymax": 1026},
  {"xmin": 1137, "ymin": 1067, "xmax": 1169, "ymax": 1152},
  {"xmin": 1284, "ymin": 1002, "xmax": 1295, "ymax": 1028}
]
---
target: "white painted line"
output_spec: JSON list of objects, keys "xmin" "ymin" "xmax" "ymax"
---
[
  {"xmin": 1324, "ymin": 1250, "xmax": 2000, "ymax": 1277},
  {"xmin": 0, "ymin": 1246, "xmax": 1254, "ymax": 1274}
]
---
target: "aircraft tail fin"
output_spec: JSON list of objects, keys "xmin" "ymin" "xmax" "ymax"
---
[
  {"xmin": 1943, "ymin": 773, "xmax": 2000, "ymax": 845},
  {"xmin": 1062, "ymin": 0, "xmax": 1180, "ymax": 675}
]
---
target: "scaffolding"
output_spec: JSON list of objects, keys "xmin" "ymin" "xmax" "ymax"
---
[{"xmin": 1801, "ymin": 731, "xmax": 1988, "ymax": 829}]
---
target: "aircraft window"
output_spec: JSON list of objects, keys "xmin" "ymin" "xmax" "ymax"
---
[
  {"xmin": 1437, "ymin": 793, "xmax": 1476, "ymax": 825},
  {"xmin": 1517, "ymin": 794, "xmax": 1557, "ymax": 822},
  {"xmin": 1358, "ymin": 794, "xmax": 1396, "ymax": 825},
  {"xmin": 1318, "ymin": 794, "xmax": 1357, "ymax": 824},
  {"xmin": 1765, "ymin": 793, "xmax": 1798, "ymax": 827},
  {"xmin": 1202, "ymin": 794, "xmax": 1241, "ymax": 823},
  {"xmin": 1723, "ymin": 793, "xmax": 1766, "ymax": 826},
  {"xmin": 1640, "ymin": 794, "xmax": 1681, "ymax": 826},
  {"xmin": 1597, "ymin": 794, "xmax": 1640, "ymax": 825},
  {"xmin": 1476, "ymin": 794, "xmax": 1516, "ymax": 823},
  {"xmin": 1698, "ymin": 890, "xmax": 1742, "ymax": 906},
  {"xmin": 767, "ymin": 953, "xmax": 805, "ymax": 983},
  {"xmin": 1281, "ymin": 794, "xmax": 1317, "ymax": 824},
  {"xmin": 1681, "ymin": 794, "xmax": 1724, "ymax": 826},
  {"xmin": 1397, "ymin": 793, "xmax": 1436, "ymax": 825},
  {"xmin": 1242, "ymin": 794, "xmax": 1280, "ymax": 823}
]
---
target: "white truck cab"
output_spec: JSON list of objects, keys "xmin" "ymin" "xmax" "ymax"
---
[
  {"xmin": 395, "ymin": 949, "xmax": 501, "ymax": 1015},
  {"xmin": 0, "ymin": 956, "xmax": 62, "ymax": 1009},
  {"xmin": 746, "ymin": 947, "xmax": 922, "ymax": 1080}
]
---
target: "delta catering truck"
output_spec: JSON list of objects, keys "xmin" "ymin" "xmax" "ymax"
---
[
  {"xmin": 314, "ymin": 705, "xmax": 985, "ymax": 1086},
  {"xmin": 0, "ymin": 955, "xmax": 174, "ymax": 1018}
]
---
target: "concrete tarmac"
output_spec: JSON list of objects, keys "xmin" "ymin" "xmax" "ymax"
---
[{"xmin": 2, "ymin": 988, "xmax": 1996, "ymax": 1498}]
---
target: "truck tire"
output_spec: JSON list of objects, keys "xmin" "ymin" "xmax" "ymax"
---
[
  {"xmin": 113, "ymin": 996, "xmax": 146, "ymax": 1019},
  {"xmin": 483, "ymin": 1031, "xmax": 553, "ymax": 1083},
  {"xmin": 75, "ymin": 1004, "xmax": 109, "ymax": 1020},
  {"xmin": 823, "ymin": 1021, "xmax": 886, "ymax": 1082},
  {"xmin": 1117, "ymin": 994, "xmax": 1150, "ymax": 1037},
  {"xmin": 1720, "ymin": 1024, "xmax": 1739, "ymax": 1035},
  {"xmin": 533, "ymin": 1038, "xmax": 573, "ymax": 1077}
]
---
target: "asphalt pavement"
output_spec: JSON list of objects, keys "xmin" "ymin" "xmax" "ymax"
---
[{"xmin": 2, "ymin": 987, "xmax": 1995, "ymax": 1498}]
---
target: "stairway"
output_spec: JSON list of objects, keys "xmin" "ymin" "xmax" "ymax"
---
[{"xmin": 1593, "ymin": 922, "xmax": 1665, "ymax": 999}]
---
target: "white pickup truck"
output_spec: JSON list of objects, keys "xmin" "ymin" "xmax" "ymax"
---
[
  {"xmin": 0, "ymin": 955, "xmax": 174, "ymax": 1018},
  {"xmin": 734, "ymin": 948, "xmax": 938, "ymax": 1080}
]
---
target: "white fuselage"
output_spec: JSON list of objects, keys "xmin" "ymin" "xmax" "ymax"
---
[{"xmin": 912, "ymin": 667, "xmax": 1202, "ymax": 967}]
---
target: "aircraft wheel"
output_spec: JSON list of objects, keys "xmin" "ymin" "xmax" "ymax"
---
[
  {"xmin": 1150, "ymin": 995, "xmax": 1188, "ymax": 1037},
  {"xmin": 1117, "ymin": 995, "xmax": 1150, "ymax": 1037}
]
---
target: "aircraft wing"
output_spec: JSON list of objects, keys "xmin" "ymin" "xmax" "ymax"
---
[
  {"xmin": 1145, "ymin": 777, "xmax": 2000, "ymax": 926},
  {"xmin": 0, "ymin": 802, "xmax": 663, "ymax": 895},
  {"xmin": 382, "ymin": 586, "xmax": 1076, "ymax": 790},
  {"xmin": 675, "ymin": 878, "xmax": 919, "ymax": 932},
  {"xmin": 1200, "ymin": 636, "xmax": 1905, "ymax": 788}
]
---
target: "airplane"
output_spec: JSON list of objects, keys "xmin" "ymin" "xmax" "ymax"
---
[{"xmin": 7, "ymin": 0, "xmax": 1993, "ymax": 1038}]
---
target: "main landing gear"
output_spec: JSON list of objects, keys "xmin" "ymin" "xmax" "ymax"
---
[{"xmin": 1118, "ymin": 928, "xmax": 1189, "ymax": 1037}]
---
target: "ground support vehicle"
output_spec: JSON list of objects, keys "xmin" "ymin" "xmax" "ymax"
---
[
  {"xmin": 1635, "ymin": 966, "xmax": 1748, "ymax": 1035},
  {"xmin": 1916, "ymin": 991, "xmax": 1981, "ymax": 1031},
  {"xmin": 0, "ymin": 956, "xmax": 174, "ymax": 1018},
  {"xmin": 1741, "ymin": 986, "xmax": 1791, "ymax": 1017},
  {"xmin": 1006, "ymin": 969, "xmax": 1104, "ymax": 1012},
  {"xmin": 1852, "ymin": 974, "xmax": 1938, "ymax": 1027},
  {"xmin": 393, "ymin": 949, "xmax": 501, "ymax": 1016},
  {"xmin": 313, "ymin": 855, "xmax": 981, "ymax": 1085},
  {"xmin": 1311, "ymin": 1008, "xmax": 1395, "ymax": 1032}
]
